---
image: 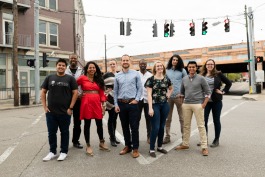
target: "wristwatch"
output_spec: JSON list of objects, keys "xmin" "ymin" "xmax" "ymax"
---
[{"xmin": 69, "ymin": 108, "xmax": 73, "ymax": 110}]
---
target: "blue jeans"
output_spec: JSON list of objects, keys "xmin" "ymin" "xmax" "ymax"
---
[
  {"xmin": 46, "ymin": 112, "xmax": 71, "ymax": 154},
  {"xmin": 118, "ymin": 102, "xmax": 139, "ymax": 149},
  {"xmin": 204, "ymin": 101, "xmax": 223, "ymax": 139},
  {"xmin": 150, "ymin": 102, "xmax": 169, "ymax": 150}
]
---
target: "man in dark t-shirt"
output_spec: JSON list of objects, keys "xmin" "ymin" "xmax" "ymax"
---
[{"xmin": 41, "ymin": 58, "xmax": 78, "ymax": 162}]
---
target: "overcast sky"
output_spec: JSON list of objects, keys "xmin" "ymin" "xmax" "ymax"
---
[{"xmin": 82, "ymin": 0, "xmax": 265, "ymax": 61}]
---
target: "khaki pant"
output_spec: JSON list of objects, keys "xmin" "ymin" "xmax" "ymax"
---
[
  {"xmin": 182, "ymin": 103, "xmax": 208, "ymax": 149},
  {"xmin": 165, "ymin": 97, "xmax": 184, "ymax": 138}
]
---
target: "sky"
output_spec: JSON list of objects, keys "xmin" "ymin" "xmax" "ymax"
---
[{"xmin": 82, "ymin": 0, "xmax": 265, "ymax": 61}]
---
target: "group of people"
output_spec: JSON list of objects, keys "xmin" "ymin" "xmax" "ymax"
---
[{"xmin": 41, "ymin": 53, "xmax": 231, "ymax": 161}]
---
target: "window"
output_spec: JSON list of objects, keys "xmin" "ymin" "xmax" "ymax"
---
[
  {"xmin": 39, "ymin": 20, "xmax": 58, "ymax": 47},
  {"xmin": 39, "ymin": 0, "xmax": 57, "ymax": 10},
  {"xmin": 3, "ymin": 20, "xmax": 13, "ymax": 45},
  {"xmin": 0, "ymin": 69, "xmax": 6, "ymax": 88}
]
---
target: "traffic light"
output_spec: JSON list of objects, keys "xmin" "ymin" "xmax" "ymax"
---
[
  {"xmin": 27, "ymin": 59, "xmax": 35, "ymax": 67},
  {"xmin": 120, "ymin": 20, "xmax": 124, "ymax": 35},
  {"xmin": 164, "ymin": 23, "xmax": 169, "ymax": 37},
  {"xmin": 126, "ymin": 21, "xmax": 132, "ymax": 36},
  {"xmin": 43, "ymin": 52, "xmax": 49, "ymax": 67},
  {"xmin": 170, "ymin": 22, "xmax": 175, "ymax": 37},
  {"xmin": 224, "ymin": 19, "xmax": 230, "ymax": 32},
  {"xmin": 189, "ymin": 22, "xmax": 195, "ymax": 36},
  {"xmin": 202, "ymin": 21, "xmax": 208, "ymax": 35},
  {"xmin": 152, "ymin": 22, "xmax": 158, "ymax": 37},
  {"xmin": 255, "ymin": 56, "xmax": 264, "ymax": 63}
]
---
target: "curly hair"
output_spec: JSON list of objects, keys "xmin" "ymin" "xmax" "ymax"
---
[
  {"xmin": 166, "ymin": 54, "xmax": 184, "ymax": 71},
  {"xmin": 83, "ymin": 61, "xmax": 105, "ymax": 90},
  {"xmin": 200, "ymin": 59, "xmax": 220, "ymax": 77}
]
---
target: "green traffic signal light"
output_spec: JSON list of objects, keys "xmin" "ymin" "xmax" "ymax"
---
[
  {"xmin": 202, "ymin": 21, "xmax": 208, "ymax": 35},
  {"xmin": 164, "ymin": 23, "xmax": 170, "ymax": 37}
]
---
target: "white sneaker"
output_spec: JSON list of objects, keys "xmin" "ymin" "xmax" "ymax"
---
[
  {"xmin": 43, "ymin": 152, "xmax": 56, "ymax": 161},
  {"xmin": 57, "ymin": 153, "xmax": 67, "ymax": 161}
]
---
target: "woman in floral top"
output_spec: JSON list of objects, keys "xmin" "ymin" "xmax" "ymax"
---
[{"xmin": 145, "ymin": 61, "xmax": 173, "ymax": 158}]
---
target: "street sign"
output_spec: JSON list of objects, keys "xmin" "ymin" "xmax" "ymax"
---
[{"xmin": 244, "ymin": 60, "xmax": 253, "ymax": 62}]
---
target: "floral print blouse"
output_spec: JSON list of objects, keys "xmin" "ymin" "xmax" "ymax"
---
[{"xmin": 145, "ymin": 76, "xmax": 172, "ymax": 104}]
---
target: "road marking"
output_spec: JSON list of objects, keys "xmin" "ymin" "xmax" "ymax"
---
[
  {"xmin": 31, "ymin": 115, "xmax": 43, "ymax": 126},
  {"xmin": 0, "ymin": 143, "xmax": 19, "ymax": 165},
  {"xmin": 0, "ymin": 113, "xmax": 44, "ymax": 165},
  {"xmin": 103, "ymin": 101, "xmax": 247, "ymax": 165}
]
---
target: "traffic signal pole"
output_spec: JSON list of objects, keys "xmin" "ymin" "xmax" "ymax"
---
[
  {"xmin": 34, "ymin": 0, "xmax": 41, "ymax": 104},
  {"xmin": 247, "ymin": 7, "xmax": 256, "ymax": 94}
]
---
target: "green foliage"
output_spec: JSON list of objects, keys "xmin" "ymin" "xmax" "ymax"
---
[{"xmin": 226, "ymin": 73, "xmax": 241, "ymax": 82}]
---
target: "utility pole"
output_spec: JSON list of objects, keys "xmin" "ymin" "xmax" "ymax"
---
[
  {"xmin": 104, "ymin": 34, "xmax": 107, "ymax": 73},
  {"xmin": 12, "ymin": 0, "xmax": 19, "ymax": 106},
  {"xmin": 247, "ymin": 7, "xmax": 256, "ymax": 94},
  {"xmin": 34, "ymin": 0, "xmax": 40, "ymax": 104},
  {"xmin": 245, "ymin": 5, "xmax": 251, "ymax": 91}
]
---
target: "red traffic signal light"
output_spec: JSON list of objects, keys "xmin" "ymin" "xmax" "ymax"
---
[
  {"xmin": 189, "ymin": 22, "xmax": 195, "ymax": 36},
  {"xmin": 256, "ymin": 56, "xmax": 264, "ymax": 63},
  {"xmin": 224, "ymin": 19, "xmax": 230, "ymax": 32}
]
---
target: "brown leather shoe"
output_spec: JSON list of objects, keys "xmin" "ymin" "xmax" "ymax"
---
[
  {"xmin": 163, "ymin": 137, "xmax": 170, "ymax": 144},
  {"xmin": 175, "ymin": 144, "xmax": 189, "ymax": 150},
  {"xmin": 132, "ymin": 149, "xmax": 140, "ymax": 158},
  {"xmin": 119, "ymin": 146, "xmax": 132, "ymax": 155},
  {"xmin": 202, "ymin": 148, "xmax": 208, "ymax": 156}
]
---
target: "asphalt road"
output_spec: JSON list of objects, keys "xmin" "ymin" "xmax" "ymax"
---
[{"xmin": 0, "ymin": 96, "xmax": 264, "ymax": 177}]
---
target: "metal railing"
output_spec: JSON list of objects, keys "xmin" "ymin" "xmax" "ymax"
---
[
  {"xmin": 0, "ymin": 31, "xmax": 32, "ymax": 48},
  {"xmin": 17, "ymin": 0, "xmax": 30, "ymax": 6},
  {"xmin": 0, "ymin": 87, "xmax": 36, "ymax": 100},
  {"xmin": 0, "ymin": 0, "xmax": 30, "ymax": 6}
]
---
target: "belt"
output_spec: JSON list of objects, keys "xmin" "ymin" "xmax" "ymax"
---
[
  {"xmin": 83, "ymin": 90, "xmax": 99, "ymax": 94},
  {"xmin": 118, "ymin": 98, "xmax": 134, "ymax": 103}
]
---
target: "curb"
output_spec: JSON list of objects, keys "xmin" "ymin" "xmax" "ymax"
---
[{"xmin": 0, "ymin": 104, "xmax": 42, "ymax": 111}]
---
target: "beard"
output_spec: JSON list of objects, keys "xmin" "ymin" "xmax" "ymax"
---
[
  {"xmin": 70, "ymin": 62, "xmax": 77, "ymax": 68},
  {"xmin": 122, "ymin": 64, "xmax": 129, "ymax": 69}
]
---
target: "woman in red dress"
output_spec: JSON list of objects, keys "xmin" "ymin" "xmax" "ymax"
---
[{"xmin": 77, "ymin": 61, "xmax": 109, "ymax": 156}]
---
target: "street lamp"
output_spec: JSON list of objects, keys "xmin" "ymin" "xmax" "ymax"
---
[{"xmin": 104, "ymin": 34, "xmax": 124, "ymax": 72}]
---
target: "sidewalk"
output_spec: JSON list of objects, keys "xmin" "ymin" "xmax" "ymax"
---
[
  {"xmin": 0, "ymin": 99, "xmax": 42, "ymax": 111},
  {"xmin": 241, "ymin": 89, "xmax": 265, "ymax": 101}
]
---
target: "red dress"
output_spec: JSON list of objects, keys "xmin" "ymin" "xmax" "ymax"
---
[{"xmin": 77, "ymin": 75, "xmax": 106, "ymax": 120}]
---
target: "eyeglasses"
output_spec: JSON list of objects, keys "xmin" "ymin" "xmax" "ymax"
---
[{"xmin": 206, "ymin": 64, "xmax": 214, "ymax": 66}]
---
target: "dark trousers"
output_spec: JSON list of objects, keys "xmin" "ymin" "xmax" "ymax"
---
[
  {"xmin": 46, "ymin": 112, "xmax": 71, "ymax": 154},
  {"xmin": 72, "ymin": 99, "xmax": 82, "ymax": 144},
  {"xmin": 107, "ymin": 108, "xmax": 118, "ymax": 140},
  {"xmin": 84, "ymin": 119, "xmax": 103, "ymax": 145},
  {"xmin": 118, "ymin": 102, "xmax": 139, "ymax": 150},
  {"xmin": 204, "ymin": 101, "xmax": 223, "ymax": 140},
  {"xmin": 138, "ymin": 100, "xmax": 151, "ymax": 139},
  {"xmin": 150, "ymin": 102, "xmax": 169, "ymax": 150}
]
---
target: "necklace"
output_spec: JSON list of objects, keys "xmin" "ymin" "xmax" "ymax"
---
[{"xmin": 88, "ymin": 77, "xmax": 94, "ymax": 82}]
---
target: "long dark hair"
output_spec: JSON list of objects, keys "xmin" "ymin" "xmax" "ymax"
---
[
  {"xmin": 83, "ymin": 61, "xmax": 105, "ymax": 90},
  {"xmin": 166, "ymin": 54, "xmax": 184, "ymax": 71}
]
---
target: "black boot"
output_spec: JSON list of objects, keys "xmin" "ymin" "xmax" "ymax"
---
[
  {"xmin": 210, "ymin": 139, "xmax": 219, "ymax": 148},
  {"xmin": 115, "ymin": 138, "xmax": 120, "ymax": 144},
  {"xmin": 110, "ymin": 137, "xmax": 117, "ymax": 147}
]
